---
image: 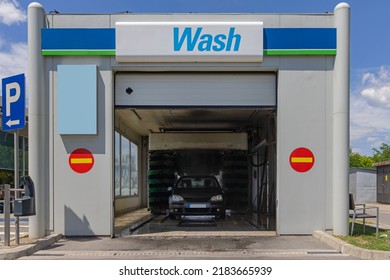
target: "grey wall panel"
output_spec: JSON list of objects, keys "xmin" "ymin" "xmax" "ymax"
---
[
  {"xmin": 349, "ymin": 170, "xmax": 376, "ymax": 203},
  {"xmin": 279, "ymin": 14, "xmax": 334, "ymax": 28},
  {"xmin": 110, "ymin": 14, "xmax": 282, "ymax": 28},
  {"xmin": 277, "ymin": 57, "xmax": 328, "ymax": 234},
  {"xmin": 51, "ymin": 14, "xmax": 111, "ymax": 28},
  {"xmin": 115, "ymin": 73, "xmax": 276, "ymax": 107},
  {"xmin": 325, "ymin": 56, "xmax": 335, "ymax": 229},
  {"xmin": 356, "ymin": 172, "xmax": 377, "ymax": 203},
  {"xmin": 110, "ymin": 14, "xmax": 333, "ymax": 29},
  {"xmin": 349, "ymin": 173, "xmax": 357, "ymax": 198},
  {"xmin": 350, "ymin": 171, "xmax": 376, "ymax": 203},
  {"xmin": 46, "ymin": 58, "xmax": 54, "ymax": 232},
  {"xmin": 52, "ymin": 58, "xmax": 113, "ymax": 236}
]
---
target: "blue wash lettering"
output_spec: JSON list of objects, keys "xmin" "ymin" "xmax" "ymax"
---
[
  {"xmin": 173, "ymin": 27, "xmax": 241, "ymax": 52},
  {"xmin": 226, "ymin": 28, "xmax": 241, "ymax": 51},
  {"xmin": 198, "ymin": 34, "xmax": 213, "ymax": 51},
  {"xmin": 212, "ymin": 34, "xmax": 227, "ymax": 51},
  {"xmin": 174, "ymin": 27, "xmax": 202, "ymax": 51}
]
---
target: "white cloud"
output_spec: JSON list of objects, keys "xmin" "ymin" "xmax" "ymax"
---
[
  {"xmin": 0, "ymin": 42, "xmax": 28, "ymax": 95},
  {"xmin": 350, "ymin": 120, "xmax": 375, "ymax": 142},
  {"xmin": 0, "ymin": 0, "xmax": 26, "ymax": 25},
  {"xmin": 360, "ymin": 66, "xmax": 390, "ymax": 108},
  {"xmin": 367, "ymin": 136, "xmax": 378, "ymax": 143},
  {"xmin": 0, "ymin": 42, "xmax": 27, "ymax": 78},
  {"xmin": 361, "ymin": 86, "xmax": 390, "ymax": 108},
  {"xmin": 350, "ymin": 66, "xmax": 390, "ymax": 155}
]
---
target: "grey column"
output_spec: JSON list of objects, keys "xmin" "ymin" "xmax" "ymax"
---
[
  {"xmin": 333, "ymin": 3, "xmax": 350, "ymax": 236},
  {"xmin": 28, "ymin": 2, "xmax": 46, "ymax": 238}
]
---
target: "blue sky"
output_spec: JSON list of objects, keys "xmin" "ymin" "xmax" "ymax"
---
[{"xmin": 1, "ymin": 0, "xmax": 390, "ymax": 155}]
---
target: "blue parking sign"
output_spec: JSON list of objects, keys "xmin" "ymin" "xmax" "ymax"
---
[{"xmin": 2, "ymin": 73, "xmax": 25, "ymax": 131}]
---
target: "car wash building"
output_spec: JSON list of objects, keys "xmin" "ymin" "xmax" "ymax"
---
[{"xmin": 27, "ymin": 2, "xmax": 350, "ymax": 237}]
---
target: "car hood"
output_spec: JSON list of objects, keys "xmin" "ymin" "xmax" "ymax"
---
[{"xmin": 173, "ymin": 188, "xmax": 223, "ymax": 202}]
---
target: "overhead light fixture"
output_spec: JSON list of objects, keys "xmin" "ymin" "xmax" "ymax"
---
[{"xmin": 159, "ymin": 128, "xmax": 236, "ymax": 133}]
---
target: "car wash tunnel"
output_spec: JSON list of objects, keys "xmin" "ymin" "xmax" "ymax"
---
[
  {"xmin": 25, "ymin": 3, "xmax": 350, "ymax": 238},
  {"xmin": 113, "ymin": 72, "xmax": 277, "ymax": 235}
]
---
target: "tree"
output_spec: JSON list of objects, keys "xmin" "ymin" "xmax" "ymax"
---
[
  {"xmin": 349, "ymin": 149, "xmax": 374, "ymax": 169},
  {"xmin": 372, "ymin": 143, "xmax": 390, "ymax": 163}
]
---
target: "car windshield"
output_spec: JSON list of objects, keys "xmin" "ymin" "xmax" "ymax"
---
[{"xmin": 176, "ymin": 177, "xmax": 219, "ymax": 189}]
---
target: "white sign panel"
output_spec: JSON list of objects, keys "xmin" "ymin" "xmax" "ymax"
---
[{"xmin": 116, "ymin": 22, "xmax": 263, "ymax": 62}]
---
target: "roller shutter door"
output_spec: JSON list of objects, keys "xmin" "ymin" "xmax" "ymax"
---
[{"xmin": 115, "ymin": 73, "xmax": 276, "ymax": 107}]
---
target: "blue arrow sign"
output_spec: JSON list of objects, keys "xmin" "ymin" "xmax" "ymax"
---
[{"xmin": 2, "ymin": 73, "xmax": 25, "ymax": 131}]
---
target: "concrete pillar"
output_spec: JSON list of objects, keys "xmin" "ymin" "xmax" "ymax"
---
[
  {"xmin": 28, "ymin": 2, "xmax": 46, "ymax": 238},
  {"xmin": 333, "ymin": 3, "xmax": 350, "ymax": 236}
]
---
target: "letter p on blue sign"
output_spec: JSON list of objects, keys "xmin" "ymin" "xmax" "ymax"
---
[{"xmin": 2, "ymin": 73, "xmax": 25, "ymax": 131}]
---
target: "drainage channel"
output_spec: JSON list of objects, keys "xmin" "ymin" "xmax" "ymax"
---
[
  {"xmin": 26, "ymin": 249, "xmax": 347, "ymax": 260},
  {"xmin": 307, "ymin": 250, "xmax": 342, "ymax": 255},
  {"xmin": 121, "ymin": 212, "xmax": 276, "ymax": 237},
  {"xmin": 128, "ymin": 214, "xmax": 164, "ymax": 234}
]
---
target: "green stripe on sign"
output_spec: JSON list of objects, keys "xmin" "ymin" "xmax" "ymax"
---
[
  {"xmin": 264, "ymin": 49, "xmax": 336, "ymax": 56},
  {"xmin": 42, "ymin": 50, "xmax": 115, "ymax": 56},
  {"xmin": 42, "ymin": 49, "xmax": 336, "ymax": 56}
]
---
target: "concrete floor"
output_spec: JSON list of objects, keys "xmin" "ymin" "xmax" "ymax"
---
[
  {"xmin": 16, "ymin": 209, "xmax": 357, "ymax": 260},
  {"xmin": 18, "ymin": 234, "xmax": 358, "ymax": 260},
  {"xmin": 116, "ymin": 208, "xmax": 275, "ymax": 237},
  {"xmin": 8, "ymin": 205, "xmax": 390, "ymax": 260}
]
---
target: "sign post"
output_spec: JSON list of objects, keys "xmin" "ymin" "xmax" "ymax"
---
[
  {"xmin": 2, "ymin": 73, "xmax": 26, "ymax": 245},
  {"xmin": 3, "ymin": 184, "xmax": 10, "ymax": 246},
  {"xmin": 14, "ymin": 130, "xmax": 20, "ymax": 244}
]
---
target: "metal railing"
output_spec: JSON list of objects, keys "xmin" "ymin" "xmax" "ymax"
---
[{"xmin": 0, "ymin": 184, "xmax": 24, "ymax": 246}]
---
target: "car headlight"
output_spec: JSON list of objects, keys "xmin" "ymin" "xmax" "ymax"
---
[
  {"xmin": 170, "ymin": 194, "xmax": 184, "ymax": 203},
  {"xmin": 211, "ymin": 195, "xmax": 223, "ymax": 202}
]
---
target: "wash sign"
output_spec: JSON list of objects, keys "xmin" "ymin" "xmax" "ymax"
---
[
  {"xmin": 1, "ymin": 73, "xmax": 25, "ymax": 131},
  {"xmin": 116, "ymin": 22, "xmax": 263, "ymax": 62}
]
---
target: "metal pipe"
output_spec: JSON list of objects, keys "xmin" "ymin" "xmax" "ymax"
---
[
  {"xmin": 250, "ymin": 139, "xmax": 267, "ymax": 154},
  {"xmin": 28, "ymin": 2, "xmax": 46, "ymax": 238},
  {"xmin": 14, "ymin": 130, "xmax": 20, "ymax": 244},
  {"xmin": 22, "ymin": 136, "xmax": 26, "ymax": 176},
  {"xmin": 333, "ymin": 2, "xmax": 350, "ymax": 236},
  {"xmin": 4, "ymin": 184, "xmax": 10, "ymax": 246}
]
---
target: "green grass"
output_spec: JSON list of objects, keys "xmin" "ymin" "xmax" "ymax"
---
[{"xmin": 337, "ymin": 222, "xmax": 390, "ymax": 251}]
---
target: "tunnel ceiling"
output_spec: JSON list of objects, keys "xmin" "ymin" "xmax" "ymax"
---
[{"xmin": 115, "ymin": 108, "xmax": 275, "ymax": 136}]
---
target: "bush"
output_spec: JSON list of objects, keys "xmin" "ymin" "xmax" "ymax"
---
[{"xmin": 0, "ymin": 169, "xmax": 14, "ymax": 185}]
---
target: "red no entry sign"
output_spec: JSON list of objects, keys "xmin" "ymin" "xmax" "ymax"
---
[
  {"xmin": 289, "ymin": 147, "xmax": 315, "ymax": 173},
  {"xmin": 69, "ymin": 148, "xmax": 94, "ymax": 174}
]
